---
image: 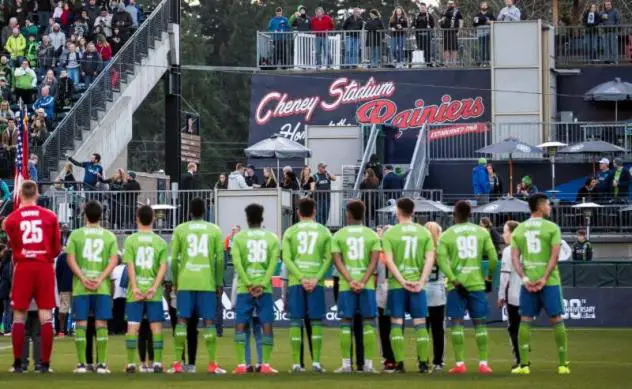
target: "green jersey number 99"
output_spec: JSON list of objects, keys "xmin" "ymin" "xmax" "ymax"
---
[{"xmin": 456, "ymin": 236, "xmax": 477, "ymax": 259}]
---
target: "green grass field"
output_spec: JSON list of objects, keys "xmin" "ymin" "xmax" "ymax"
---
[{"xmin": 0, "ymin": 328, "xmax": 631, "ymax": 388}]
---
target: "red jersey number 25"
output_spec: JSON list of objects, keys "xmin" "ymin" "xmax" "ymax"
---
[{"xmin": 20, "ymin": 220, "xmax": 43, "ymax": 244}]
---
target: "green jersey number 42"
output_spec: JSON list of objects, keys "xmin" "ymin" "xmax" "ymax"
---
[
  {"xmin": 82, "ymin": 238, "xmax": 104, "ymax": 262},
  {"xmin": 136, "ymin": 247, "xmax": 154, "ymax": 270}
]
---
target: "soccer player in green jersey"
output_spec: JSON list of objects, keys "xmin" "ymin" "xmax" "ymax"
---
[
  {"xmin": 510, "ymin": 193, "xmax": 570, "ymax": 375},
  {"xmin": 65, "ymin": 200, "xmax": 119, "ymax": 374},
  {"xmin": 169, "ymin": 198, "xmax": 225, "ymax": 374},
  {"xmin": 282, "ymin": 197, "xmax": 332, "ymax": 373},
  {"xmin": 331, "ymin": 200, "xmax": 381, "ymax": 374},
  {"xmin": 123, "ymin": 205, "xmax": 169, "ymax": 373},
  {"xmin": 382, "ymin": 198, "xmax": 436, "ymax": 374},
  {"xmin": 231, "ymin": 203, "xmax": 280, "ymax": 375},
  {"xmin": 437, "ymin": 200, "xmax": 498, "ymax": 375}
]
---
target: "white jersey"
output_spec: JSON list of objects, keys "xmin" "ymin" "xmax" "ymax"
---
[
  {"xmin": 376, "ymin": 262, "xmax": 388, "ymax": 309},
  {"xmin": 110, "ymin": 264, "xmax": 127, "ymax": 299},
  {"xmin": 498, "ymin": 246, "xmax": 521, "ymax": 307},
  {"xmin": 426, "ymin": 263, "xmax": 446, "ymax": 307}
]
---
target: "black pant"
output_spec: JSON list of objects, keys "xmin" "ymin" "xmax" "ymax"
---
[
  {"xmin": 109, "ymin": 298, "xmax": 126, "ymax": 334},
  {"xmin": 333, "ymin": 276, "xmax": 365, "ymax": 369},
  {"xmin": 86, "ymin": 317, "xmax": 96, "ymax": 365},
  {"xmin": 216, "ymin": 290, "xmax": 224, "ymax": 336},
  {"xmin": 138, "ymin": 319, "xmax": 154, "ymax": 363},
  {"xmin": 169, "ymin": 306, "xmax": 199, "ymax": 364},
  {"xmin": 378, "ymin": 307, "xmax": 394, "ymax": 363},
  {"xmin": 299, "ymin": 318, "xmax": 313, "ymax": 368},
  {"xmin": 425, "ymin": 305, "xmax": 445, "ymax": 366},
  {"xmin": 507, "ymin": 304, "xmax": 521, "ymax": 366}
]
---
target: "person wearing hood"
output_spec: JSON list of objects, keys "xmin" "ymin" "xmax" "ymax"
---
[
  {"xmin": 95, "ymin": 8, "xmax": 113, "ymax": 38},
  {"xmin": 228, "ymin": 163, "xmax": 251, "ymax": 190},
  {"xmin": 112, "ymin": 4, "xmax": 133, "ymax": 37},
  {"xmin": 5, "ymin": 28, "xmax": 27, "ymax": 65},
  {"xmin": 472, "ymin": 157, "xmax": 491, "ymax": 204},
  {"xmin": 289, "ymin": 5, "xmax": 310, "ymax": 31},
  {"xmin": 37, "ymin": 35, "xmax": 55, "ymax": 78},
  {"xmin": 48, "ymin": 23, "xmax": 67, "ymax": 55},
  {"xmin": 268, "ymin": 7, "xmax": 290, "ymax": 67}
]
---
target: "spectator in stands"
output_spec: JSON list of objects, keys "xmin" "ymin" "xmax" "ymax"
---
[
  {"xmin": 596, "ymin": 157, "xmax": 612, "ymax": 201},
  {"xmin": 480, "ymin": 217, "xmax": 503, "ymax": 255},
  {"xmin": 49, "ymin": 23, "xmax": 66, "ymax": 56},
  {"xmin": 125, "ymin": 0, "xmax": 141, "ymax": 28},
  {"xmin": 22, "ymin": 19, "xmax": 40, "ymax": 40},
  {"xmin": 516, "ymin": 175, "xmax": 538, "ymax": 199},
  {"xmin": 39, "ymin": 70, "xmax": 58, "ymax": 98},
  {"xmin": 81, "ymin": 42, "xmax": 102, "ymax": 84},
  {"xmin": 85, "ymin": 0, "xmax": 101, "ymax": 24},
  {"xmin": 6, "ymin": 28, "xmax": 27, "ymax": 66},
  {"xmin": 313, "ymin": 162, "xmax": 335, "ymax": 224},
  {"xmin": 181, "ymin": 161, "xmax": 199, "ymax": 190},
  {"xmin": 0, "ymin": 179, "xmax": 9, "ymax": 205},
  {"xmin": 381, "ymin": 164, "xmax": 403, "ymax": 199},
  {"xmin": 281, "ymin": 166, "xmax": 299, "ymax": 190},
  {"xmin": 268, "ymin": 7, "xmax": 290, "ymax": 67},
  {"xmin": 367, "ymin": 154, "xmax": 383, "ymax": 182},
  {"xmin": 123, "ymin": 171, "xmax": 141, "ymax": 227},
  {"xmin": 2, "ymin": 118, "xmax": 18, "ymax": 170},
  {"xmin": 289, "ymin": 5, "xmax": 310, "ymax": 31},
  {"xmin": 487, "ymin": 163, "xmax": 503, "ymax": 199},
  {"xmin": 299, "ymin": 165, "xmax": 315, "ymax": 195},
  {"xmin": 59, "ymin": 162, "xmax": 77, "ymax": 189},
  {"xmin": 96, "ymin": 34, "xmax": 112, "ymax": 63},
  {"xmin": 30, "ymin": 116, "xmax": 48, "ymax": 150},
  {"xmin": 61, "ymin": 43, "xmax": 81, "ymax": 84},
  {"xmin": 0, "ymin": 101, "xmax": 14, "ymax": 129},
  {"xmin": 33, "ymin": 86, "xmax": 55, "ymax": 120},
  {"xmin": 360, "ymin": 168, "xmax": 380, "ymax": 225},
  {"xmin": 34, "ymin": 107, "xmax": 51, "ymax": 129},
  {"xmin": 440, "ymin": 0, "xmax": 463, "ymax": 66},
  {"xmin": 245, "ymin": 165, "xmax": 260, "ymax": 188},
  {"xmin": 95, "ymin": 8, "xmax": 113, "ymax": 38},
  {"xmin": 214, "ymin": 173, "xmax": 228, "ymax": 190},
  {"xmin": 13, "ymin": 0, "xmax": 28, "ymax": 26},
  {"xmin": 28, "ymin": 154, "xmax": 39, "ymax": 182},
  {"xmin": 0, "ymin": 77, "xmax": 12, "ymax": 103},
  {"xmin": 0, "ymin": 245, "xmax": 12, "ymax": 336},
  {"xmin": 413, "ymin": 3, "xmax": 434, "ymax": 66},
  {"xmin": 56, "ymin": 69, "xmax": 74, "ymax": 108},
  {"xmin": 472, "ymin": 157, "xmax": 490, "ymax": 204},
  {"xmin": 611, "ymin": 157, "xmax": 630, "ymax": 203},
  {"xmin": 0, "ymin": 57, "xmax": 12, "ymax": 90},
  {"xmin": 389, "ymin": 7, "xmax": 408, "ymax": 68},
  {"xmin": 311, "ymin": 7, "xmax": 335, "ymax": 68},
  {"xmin": 582, "ymin": 3, "xmax": 602, "ymax": 61},
  {"xmin": 14, "ymin": 59, "xmax": 37, "ymax": 105},
  {"xmin": 112, "ymin": 3, "xmax": 133, "ymax": 37},
  {"xmin": 576, "ymin": 177, "xmax": 597, "ymax": 203},
  {"xmin": 1, "ymin": 18, "xmax": 18, "ymax": 49},
  {"xmin": 261, "ymin": 167, "xmax": 277, "ymax": 188},
  {"xmin": 73, "ymin": 14, "xmax": 90, "ymax": 40},
  {"xmin": 59, "ymin": 3, "xmax": 72, "ymax": 32},
  {"xmin": 37, "ymin": 36, "xmax": 55, "ymax": 78},
  {"xmin": 68, "ymin": 152, "xmax": 103, "ymax": 189},
  {"xmin": 37, "ymin": 0, "xmax": 54, "ymax": 30},
  {"xmin": 228, "ymin": 162, "xmax": 251, "ymax": 190},
  {"xmin": 53, "ymin": 2, "xmax": 63, "ymax": 23},
  {"xmin": 25, "ymin": 35, "xmax": 39, "ymax": 72},
  {"xmin": 601, "ymin": 0, "xmax": 620, "ymax": 63},
  {"xmin": 571, "ymin": 229, "xmax": 592, "ymax": 261},
  {"xmin": 474, "ymin": 1, "xmax": 495, "ymax": 65},
  {"xmin": 342, "ymin": 8, "xmax": 363, "ymax": 68},
  {"xmin": 365, "ymin": 9, "xmax": 383, "ymax": 68},
  {"xmin": 109, "ymin": 27, "xmax": 124, "ymax": 55},
  {"xmin": 497, "ymin": 0, "xmax": 521, "ymax": 21}
]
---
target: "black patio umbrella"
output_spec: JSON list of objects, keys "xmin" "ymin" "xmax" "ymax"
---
[
  {"xmin": 245, "ymin": 134, "xmax": 312, "ymax": 177},
  {"xmin": 559, "ymin": 140, "xmax": 626, "ymax": 174},
  {"xmin": 476, "ymin": 138, "xmax": 542, "ymax": 195},
  {"xmin": 472, "ymin": 197, "xmax": 530, "ymax": 214},
  {"xmin": 584, "ymin": 78, "xmax": 632, "ymax": 121}
]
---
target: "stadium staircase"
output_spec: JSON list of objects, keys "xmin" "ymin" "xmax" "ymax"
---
[
  {"xmin": 403, "ymin": 123, "xmax": 429, "ymax": 193},
  {"xmin": 40, "ymin": 0, "xmax": 173, "ymax": 181}
]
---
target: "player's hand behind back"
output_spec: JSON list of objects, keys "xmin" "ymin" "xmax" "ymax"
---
[{"xmin": 81, "ymin": 278, "xmax": 98, "ymax": 291}]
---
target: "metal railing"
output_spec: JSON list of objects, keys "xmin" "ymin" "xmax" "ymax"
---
[
  {"xmin": 257, "ymin": 27, "xmax": 489, "ymax": 70},
  {"xmin": 555, "ymin": 25, "xmax": 632, "ymax": 66},
  {"xmin": 426, "ymin": 121, "xmax": 632, "ymax": 161},
  {"xmin": 353, "ymin": 124, "xmax": 379, "ymax": 193},
  {"xmin": 40, "ymin": 0, "xmax": 171, "ymax": 180},
  {"xmin": 404, "ymin": 123, "xmax": 428, "ymax": 191}
]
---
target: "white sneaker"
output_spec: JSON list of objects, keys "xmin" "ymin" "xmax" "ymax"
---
[
  {"xmin": 184, "ymin": 364, "xmax": 197, "ymax": 374},
  {"xmin": 362, "ymin": 366, "xmax": 380, "ymax": 374},
  {"xmin": 96, "ymin": 364, "xmax": 111, "ymax": 374},
  {"xmin": 139, "ymin": 365, "xmax": 150, "ymax": 373},
  {"xmin": 334, "ymin": 365, "xmax": 353, "ymax": 373},
  {"xmin": 73, "ymin": 364, "xmax": 88, "ymax": 374}
]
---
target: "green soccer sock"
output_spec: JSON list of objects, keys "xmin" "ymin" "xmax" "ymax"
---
[
  {"xmin": 311, "ymin": 321, "xmax": 323, "ymax": 364},
  {"xmin": 289, "ymin": 320, "xmax": 302, "ymax": 365},
  {"xmin": 340, "ymin": 323, "xmax": 352, "ymax": 360},
  {"xmin": 262, "ymin": 335, "xmax": 273, "ymax": 364},
  {"xmin": 390, "ymin": 324, "xmax": 404, "ymax": 363},
  {"xmin": 96, "ymin": 327, "xmax": 108, "ymax": 364},
  {"xmin": 451, "ymin": 325, "xmax": 465, "ymax": 364},
  {"xmin": 554, "ymin": 322, "xmax": 568, "ymax": 366},
  {"xmin": 415, "ymin": 324, "xmax": 430, "ymax": 364},
  {"xmin": 75, "ymin": 326, "xmax": 87, "ymax": 365},
  {"xmin": 154, "ymin": 332, "xmax": 164, "ymax": 365},
  {"xmin": 518, "ymin": 321, "xmax": 531, "ymax": 366},
  {"xmin": 204, "ymin": 325, "xmax": 217, "ymax": 363},
  {"xmin": 126, "ymin": 334, "xmax": 138, "ymax": 365},
  {"xmin": 174, "ymin": 324, "xmax": 186, "ymax": 362},
  {"xmin": 475, "ymin": 325, "xmax": 489, "ymax": 362},
  {"xmin": 234, "ymin": 331, "xmax": 246, "ymax": 365},
  {"xmin": 363, "ymin": 322, "xmax": 377, "ymax": 363}
]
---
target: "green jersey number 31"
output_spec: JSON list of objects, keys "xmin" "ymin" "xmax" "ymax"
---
[{"xmin": 346, "ymin": 237, "xmax": 365, "ymax": 261}]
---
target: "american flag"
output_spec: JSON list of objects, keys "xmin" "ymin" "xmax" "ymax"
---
[{"xmin": 13, "ymin": 106, "xmax": 30, "ymax": 209}]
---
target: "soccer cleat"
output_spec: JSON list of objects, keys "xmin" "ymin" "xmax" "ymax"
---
[
  {"xmin": 383, "ymin": 361, "xmax": 396, "ymax": 373},
  {"xmin": 478, "ymin": 363, "xmax": 493, "ymax": 375},
  {"xmin": 511, "ymin": 365, "xmax": 530, "ymax": 375},
  {"xmin": 448, "ymin": 364, "xmax": 468, "ymax": 374},
  {"xmin": 86, "ymin": 364, "xmax": 95, "ymax": 373},
  {"xmin": 558, "ymin": 365, "xmax": 571, "ymax": 375},
  {"xmin": 96, "ymin": 364, "xmax": 111, "ymax": 374},
  {"xmin": 168, "ymin": 361, "xmax": 184, "ymax": 374},
  {"xmin": 418, "ymin": 362, "xmax": 431, "ymax": 374},
  {"xmin": 126, "ymin": 364, "xmax": 137, "ymax": 374},
  {"xmin": 153, "ymin": 364, "xmax": 164, "ymax": 374},
  {"xmin": 432, "ymin": 364, "xmax": 444, "ymax": 372},
  {"xmin": 393, "ymin": 362, "xmax": 406, "ymax": 374},
  {"xmin": 207, "ymin": 363, "xmax": 226, "ymax": 375},
  {"xmin": 334, "ymin": 365, "xmax": 353, "ymax": 373},
  {"xmin": 362, "ymin": 365, "xmax": 380, "ymax": 374},
  {"xmin": 290, "ymin": 364, "xmax": 304, "ymax": 373},
  {"xmin": 39, "ymin": 364, "xmax": 52, "ymax": 374},
  {"xmin": 139, "ymin": 364, "xmax": 150, "ymax": 373},
  {"xmin": 260, "ymin": 364, "xmax": 278, "ymax": 375},
  {"xmin": 312, "ymin": 363, "xmax": 325, "ymax": 373},
  {"xmin": 9, "ymin": 364, "xmax": 24, "ymax": 374},
  {"xmin": 232, "ymin": 364, "xmax": 248, "ymax": 375},
  {"xmin": 73, "ymin": 363, "xmax": 88, "ymax": 374},
  {"xmin": 246, "ymin": 365, "xmax": 255, "ymax": 373}
]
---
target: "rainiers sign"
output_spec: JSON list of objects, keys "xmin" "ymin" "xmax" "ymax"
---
[{"xmin": 249, "ymin": 69, "xmax": 491, "ymax": 163}]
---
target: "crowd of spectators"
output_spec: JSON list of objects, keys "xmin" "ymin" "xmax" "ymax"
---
[{"xmin": 577, "ymin": 157, "xmax": 630, "ymax": 204}]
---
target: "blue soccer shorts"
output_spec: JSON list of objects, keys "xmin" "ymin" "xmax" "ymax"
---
[
  {"xmin": 126, "ymin": 301, "xmax": 164, "ymax": 323},
  {"xmin": 235, "ymin": 292, "xmax": 274, "ymax": 325},
  {"xmin": 72, "ymin": 294, "xmax": 112, "ymax": 321},
  {"xmin": 520, "ymin": 285, "xmax": 564, "ymax": 318},
  {"xmin": 177, "ymin": 291, "xmax": 216, "ymax": 321},
  {"xmin": 446, "ymin": 290, "xmax": 488, "ymax": 320},
  {"xmin": 338, "ymin": 289, "xmax": 377, "ymax": 320},
  {"xmin": 387, "ymin": 288, "xmax": 429, "ymax": 319},
  {"xmin": 288, "ymin": 285, "xmax": 326, "ymax": 320}
]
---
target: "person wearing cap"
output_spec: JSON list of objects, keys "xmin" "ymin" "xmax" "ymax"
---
[
  {"xmin": 595, "ymin": 157, "xmax": 613, "ymax": 202},
  {"xmin": 267, "ymin": 7, "xmax": 290, "ymax": 67},
  {"xmin": 313, "ymin": 162, "xmax": 336, "ymax": 224},
  {"xmin": 472, "ymin": 157, "xmax": 491, "ymax": 205},
  {"xmin": 516, "ymin": 175, "xmax": 538, "ymax": 200},
  {"xmin": 245, "ymin": 165, "xmax": 261, "ymax": 188},
  {"xmin": 611, "ymin": 157, "xmax": 630, "ymax": 202}
]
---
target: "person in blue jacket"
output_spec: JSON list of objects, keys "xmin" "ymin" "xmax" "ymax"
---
[
  {"xmin": 0, "ymin": 179, "xmax": 10, "ymax": 205},
  {"xmin": 268, "ymin": 7, "xmax": 290, "ymax": 66},
  {"xmin": 472, "ymin": 157, "xmax": 491, "ymax": 204}
]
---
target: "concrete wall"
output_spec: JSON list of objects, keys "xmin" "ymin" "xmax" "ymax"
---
[{"xmin": 72, "ymin": 32, "xmax": 170, "ymax": 181}]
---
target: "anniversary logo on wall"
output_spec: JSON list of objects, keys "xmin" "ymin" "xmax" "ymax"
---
[{"xmin": 249, "ymin": 70, "xmax": 492, "ymax": 163}]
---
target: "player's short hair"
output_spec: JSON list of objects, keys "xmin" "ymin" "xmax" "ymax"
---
[
  {"xmin": 528, "ymin": 193, "xmax": 549, "ymax": 213},
  {"xmin": 245, "ymin": 203, "xmax": 264, "ymax": 227},
  {"xmin": 576, "ymin": 228, "xmax": 586, "ymax": 236},
  {"xmin": 396, "ymin": 197, "xmax": 415, "ymax": 217},
  {"xmin": 297, "ymin": 197, "xmax": 315, "ymax": 218},
  {"xmin": 189, "ymin": 197, "xmax": 205, "ymax": 219},
  {"xmin": 236, "ymin": 162, "xmax": 244, "ymax": 171},
  {"xmin": 346, "ymin": 200, "xmax": 365, "ymax": 222},
  {"xmin": 20, "ymin": 180, "xmax": 38, "ymax": 200},
  {"xmin": 92, "ymin": 153, "xmax": 101, "ymax": 162},
  {"xmin": 505, "ymin": 220, "xmax": 519, "ymax": 233},
  {"xmin": 137, "ymin": 205, "xmax": 154, "ymax": 226},
  {"xmin": 453, "ymin": 200, "xmax": 471, "ymax": 222},
  {"xmin": 84, "ymin": 200, "xmax": 102, "ymax": 223}
]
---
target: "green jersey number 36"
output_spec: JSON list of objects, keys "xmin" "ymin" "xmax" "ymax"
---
[{"xmin": 247, "ymin": 240, "xmax": 268, "ymax": 263}]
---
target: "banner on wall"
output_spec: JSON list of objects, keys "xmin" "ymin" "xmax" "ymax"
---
[{"xmin": 249, "ymin": 70, "xmax": 492, "ymax": 164}]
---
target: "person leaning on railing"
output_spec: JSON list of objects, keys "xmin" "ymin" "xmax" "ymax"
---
[
  {"xmin": 268, "ymin": 7, "xmax": 290, "ymax": 67},
  {"xmin": 365, "ymin": 9, "xmax": 384, "ymax": 68},
  {"xmin": 439, "ymin": 0, "xmax": 463, "ymax": 66},
  {"xmin": 310, "ymin": 7, "xmax": 335, "ymax": 68},
  {"xmin": 601, "ymin": 0, "xmax": 621, "ymax": 64},
  {"xmin": 473, "ymin": 1, "xmax": 495, "ymax": 66},
  {"xmin": 342, "ymin": 8, "xmax": 364, "ymax": 68},
  {"xmin": 413, "ymin": 3, "xmax": 435, "ymax": 66},
  {"xmin": 389, "ymin": 6, "xmax": 408, "ymax": 68},
  {"xmin": 582, "ymin": 3, "xmax": 602, "ymax": 61}
]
